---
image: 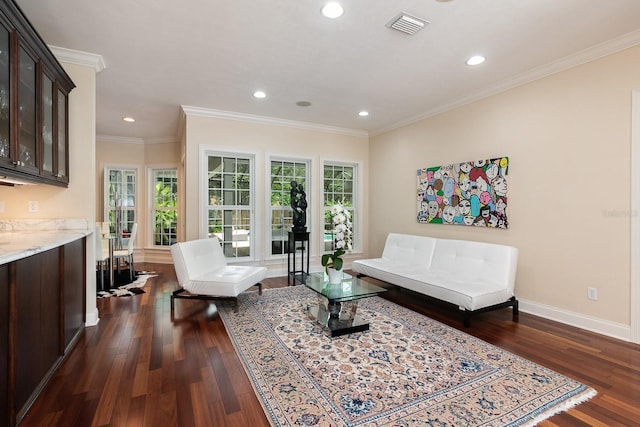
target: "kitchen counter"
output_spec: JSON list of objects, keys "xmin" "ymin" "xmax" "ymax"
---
[
  {"xmin": 0, "ymin": 219, "xmax": 89, "ymax": 426},
  {"xmin": 0, "ymin": 219, "xmax": 92, "ymax": 265}
]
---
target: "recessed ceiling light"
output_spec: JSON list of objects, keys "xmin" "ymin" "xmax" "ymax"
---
[
  {"xmin": 358, "ymin": 111, "xmax": 369, "ymax": 117},
  {"xmin": 253, "ymin": 90, "xmax": 266, "ymax": 99},
  {"xmin": 466, "ymin": 55, "xmax": 486, "ymax": 66},
  {"xmin": 123, "ymin": 116, "xmax": 135, "ymax": 123},
  {"xmin": 322, "ymin": 2, "xmax": 344, "ymax": 19}
]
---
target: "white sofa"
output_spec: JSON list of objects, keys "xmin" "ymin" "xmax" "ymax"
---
[{"xmin": 352, "ymin": 233, "xmax": 518, "ymax": 326}]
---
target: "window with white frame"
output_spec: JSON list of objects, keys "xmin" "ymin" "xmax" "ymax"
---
[
  {"xmin": 151, "ymin": 168, "xmax": 178, "ymax": 246},
  {"xmin": 323, "ymin": 163, "xmax": 356, "ymax": 252},
  {"xmin": 104, "ymin": 167, "xmax": 137, "ymax": 246},
  {"xmin": 269, "ymin": 159, "xmax": 309, "ymax": 256},
  {"xmin": 206, "ymin": 153, "xmax": 253, "ymax": 259}
]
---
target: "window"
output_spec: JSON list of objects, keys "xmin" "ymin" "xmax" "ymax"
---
[
  {"xmin": 269, "ymin": 159, "xmax": 309, "ymax": 256},
  {"xmin": 105, "ymin": 167, "xmax": 136, "ymax": 246},
  {"xmin": 323, "ymin": 163, "xmax": 356, "ymax": 252},
  {"xmin": 151, "ymin": 168, "xmax": 178, "ymax": 246},
  {"xmin": 206, "ymin": 153, "xmax": 253, "ymax": 259}
]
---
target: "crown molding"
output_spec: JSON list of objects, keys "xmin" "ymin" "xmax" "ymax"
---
[
  {"xmin": 97, "ymin": 135, "xmax": 177, "ymax": 145},
  {"xmin": 49, "ymin": 46, "xmax": 106, "ymax": 73},
  {"xmin": 97, "ymin": 135, "xmax": 144, "ymax": 145},
  {"xmin": 181, "ymin": 105, "xmax": 369, "ymax": 138},
  {"xmin": 144, "ymin": 136, "xmax": 178, "ymax": 144},
  {"xmin": 371, "ymin": 29, "xmax": 640, "ymax": 137}
]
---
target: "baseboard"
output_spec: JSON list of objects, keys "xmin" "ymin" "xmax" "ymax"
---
[
  {"xmin": 85, "ymin": 308, "xmax": 100, "ymax": 327},
  {"xmin": 519, "ymin": 299, "xmax": 632, "ymax": 342},
  {"xmin": 138, "ymin": 249, "xmax": 173, "ymax": 264}
]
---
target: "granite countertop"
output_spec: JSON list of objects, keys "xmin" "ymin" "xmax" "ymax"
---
[{"xmin": 0, "ymin": 219, "xmax": 92, "ymax": 265}]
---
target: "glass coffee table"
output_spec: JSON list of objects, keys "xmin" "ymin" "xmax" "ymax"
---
[{"xmin": 302, "ymin": 271, "xmax": 387, "ymax": 337}]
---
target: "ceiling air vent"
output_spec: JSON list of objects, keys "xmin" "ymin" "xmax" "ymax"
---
[{"xmin": 386, "ymin": 12, "xmax": 428, "ymax": 35}]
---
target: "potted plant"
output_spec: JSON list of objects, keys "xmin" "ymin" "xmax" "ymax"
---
[
  {"xmin": 322, "ymin": 202, "xmax": 352, "ymax": 284},
  {"xmin": 322, "ymin": 248, "xmax": 345, "ymax": 284}
]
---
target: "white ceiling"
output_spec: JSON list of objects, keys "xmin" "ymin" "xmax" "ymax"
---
[{"xmin": 13, "ymin": 0, "xmax": 640, "ymax": 141}]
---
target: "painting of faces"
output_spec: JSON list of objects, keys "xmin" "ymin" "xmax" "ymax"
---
[{"xmin": 416, "ymin": 157, "xmax": 509, "ymax": 228}]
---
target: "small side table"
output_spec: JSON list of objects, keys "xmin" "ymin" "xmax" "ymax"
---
[{"xmin": 288, "ymin": 231, "xmax": 310, "ymax": 285}]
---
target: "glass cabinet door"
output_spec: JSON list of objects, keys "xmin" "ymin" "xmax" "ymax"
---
[
  {"xmin": 18, "ymin": 46, "xmax": 36, "ymax": 170},
  {"xmin": 41, "ymin": 74, "xmax": 53, "ymax": 174},
  {"xmin": 0, "ymin": 1, "xmax": 75, "ymax": 187},
  {"xmin": 0, "ymin": 23, "xmax": 9, "ymax": 161},
  {"xmin": 56, "ymin": 89, "xmax": 67, "ymax": 180}
]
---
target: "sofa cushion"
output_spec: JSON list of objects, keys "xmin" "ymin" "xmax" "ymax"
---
[
  {"xmin": 186, "ymin": 265, "xmax": 267, "ymax": 297},
  {"xmin": 381, "ymin": 233, "xmax": 436, "ymax": 266},
  {"xmin": 430, "ymin": 239, "xmax": 518, "ymax": 293},
  {"xmin": 171, "ymin": 237, "xmax": 227, "ymax": 286}
]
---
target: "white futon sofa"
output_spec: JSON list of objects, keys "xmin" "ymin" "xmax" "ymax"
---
[{"xmin": 352, "ymin": 233, "xmax": 519, "ymax": 326}]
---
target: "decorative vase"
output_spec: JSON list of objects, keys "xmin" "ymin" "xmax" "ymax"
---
[{"xmin": 327, "ymin": 267, "xmax": 342, "ymax": 285}]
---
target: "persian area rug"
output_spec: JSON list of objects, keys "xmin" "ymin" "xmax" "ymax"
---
[
  {"xmin": 97, "ymin": 273, "xmax": 157, "ymax": 298},
  {"xmin": 218, "ymin": 286, "xmax": 596, "ymax": 427}
]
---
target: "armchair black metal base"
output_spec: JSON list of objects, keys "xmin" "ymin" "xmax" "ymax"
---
[{"xmin": 170, "ymin": 283, "xmax": 263, "ymax": 317}]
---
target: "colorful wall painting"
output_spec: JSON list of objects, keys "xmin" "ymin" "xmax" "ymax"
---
[{"xmin": 416, "ymin": 157, "xmax": 509, "ymax": 228}]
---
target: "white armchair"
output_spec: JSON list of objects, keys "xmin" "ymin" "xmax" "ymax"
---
[{"xmin": 170, "ymin": 237, "xmax": 266, "ymax": 315}]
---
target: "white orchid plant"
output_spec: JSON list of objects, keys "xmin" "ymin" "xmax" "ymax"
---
[{"xmin": 321, "ymin": 202, "xmax": 352, "ymax": 272}]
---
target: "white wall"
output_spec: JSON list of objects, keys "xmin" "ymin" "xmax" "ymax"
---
[{"xmin": 369, "ymin": 45, "xmax": 640, "ymax": 340}]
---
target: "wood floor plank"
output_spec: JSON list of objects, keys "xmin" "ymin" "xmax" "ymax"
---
[
  {"xmin": 158, "ymin": 390, "xmax": 179, "ymax": 427},
  {"xmin": 208, "ymin": 400, "xmax": 230, "ymax": 427},
  {"xmin": 72, "ymin": 397, "xmax": 99, "ymax": 427},
  {"xmin": 92, "ymin": 352, "xmax": 126, "ymax": 427},
  {"xmin": 174, "ymin": 371, "xmax": 196, "ymax": 427},
  {"xmin": 565, "ymin": 408, "xmax": 613, "ymax": 427},
  {"xmin": 82, "ymin": 345, "xmax": 118, "ymax": 400},
  {"xmin": 189, "ymin": 381, "xmax": 213, "ymax": 426},
  {"xmin": 209, "ymin": 346, "xmax": 242, "ymax": 414},
  {"xmin": 15, "ymin": 263, "xmax": 639, "ymax": 427},
  {"xmin": 199, "ymin": 366, "xmax": 223, "ymax": 405},
  {"xmin": 125, "ymin": 395, "xmax": 146, "ymax": 427},
  {"xmin": 132, "ymin": 361, "xmax": 150, "ymax": 398},
  {"xmin": 111, "ymin": 377, "xmax": 134, "ymax": 427},
  {"xmin": 160, "ymin": 343, "xmax": 176, "ymax": 394}
]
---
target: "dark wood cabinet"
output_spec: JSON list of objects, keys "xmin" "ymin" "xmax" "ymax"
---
[
  {"xmin": 0, "ymin": 264, "xmax": 9, "ymax": 426},
  {"xmin": 14, "ymin": 248, "xmax": 60, "ymax": 413},
  {"xmin": 0, "ymin": 237, "xmax": 86, "ymax": 427},
  {"xmin": 63, "ymin": 237, "xmax": 85, "ymax": 350},
  {"xmin": 0, "ymin": 0, "xmax": 74, "ymax": 186}
]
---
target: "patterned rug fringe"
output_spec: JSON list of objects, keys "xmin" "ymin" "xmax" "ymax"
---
[
  {"xmin": 218, "ymin": 286, "xmax": 597, "ymax": 426},
  {"xmin": 520, "ymin": 388, "xmax": 598, "ymax": 427}
]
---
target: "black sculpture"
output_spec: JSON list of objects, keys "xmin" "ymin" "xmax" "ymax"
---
[{"xmin": 290, "ymin": 180, "xmax": 308, "ymax": 232}]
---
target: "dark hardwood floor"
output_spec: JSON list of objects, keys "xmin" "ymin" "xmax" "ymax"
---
[{"xmin": 20, "ymin": 263, "xmax": 640, "ymax": 426}]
